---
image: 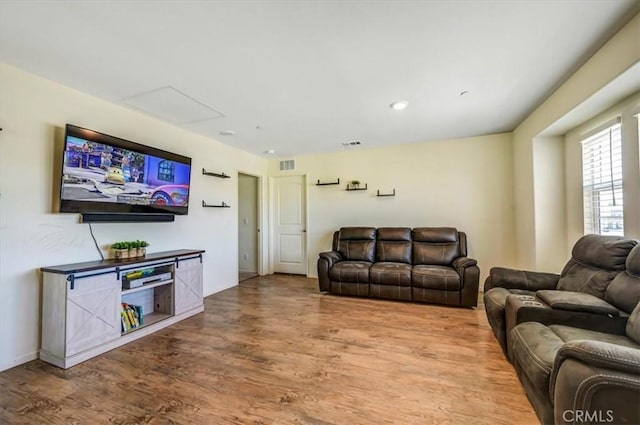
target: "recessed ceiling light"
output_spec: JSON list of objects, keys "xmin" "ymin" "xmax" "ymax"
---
[
  {"xmin": 219, "ymin": 130, "xmax": 235, "ymax": 136},
  {"xmin": 390, "ymin": 101, "xmax": 408, "ymax": 110},
  {"xmin": 264, "ymin": 149, "xmax": 275, "ymax": 154}
]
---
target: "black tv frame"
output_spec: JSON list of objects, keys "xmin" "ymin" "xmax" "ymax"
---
[{"xmin": 59, "ymin": 124, "xmax": 192, "ymax": 217}]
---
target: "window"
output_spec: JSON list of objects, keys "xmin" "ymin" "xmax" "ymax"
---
[
  {"xmin": 158, "ymin": 160, "xmax": 175, "ymax": 182},
  {"xmin": 581, "ymin": 119, "xmax": 623, "ymax": 235}
]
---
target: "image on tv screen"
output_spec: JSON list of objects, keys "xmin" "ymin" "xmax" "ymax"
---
[{"xmin": 61, "ymin": 136, "xmax": 191, "ymax": 208}]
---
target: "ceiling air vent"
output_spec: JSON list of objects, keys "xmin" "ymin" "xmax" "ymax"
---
[
  {"xmin": 342, "ymin": 140, "xmax": 362, "ymax": 147},
  {"xmin": 279, "ymin": 160, "xmax": 295, "ymax": 171}
]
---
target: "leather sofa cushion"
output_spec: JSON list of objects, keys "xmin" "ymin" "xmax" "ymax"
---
[
  {"xmin": 548, "ymin": 324, "xmax": 640, "ymax": 349},
  {"xmin": 412, "ymin": 228, "xmax": 460, "ymax": 266},
  {"xmin": 412, "ymin": 265, "xmax": 460, "ymax": 290},
  {"xmin": 370, "ymin": 262, "xmax": 411, "ymax": 287},
  {"xmin": 557, "ymin": 261, "xmax": 617, "ymax": 299},
  {"xmin": 536, "ymin": 290, "xmax": 620, "ymax": 316},
  {"xmin": 338, "ymin": 227, "xmax": 377, "ymax": 241},
  {"xmin": 510, "ymin": 322, "xmax": 564, "ymax": 395},
  {"xmin": 337, "ymin": 227, "xmax": 376, "ymax": 262},
  {"xmin": 570, "ymin": 234, "xmax": 637, "ymax": 271},
  {"xmin": 605, "ymin": 244, "xmax": 640, "ymax": 314},
  {"xmin": 412, "ymin": 227, "xmax": 458, "ymax": 242},
  {"xmin": 329, "ymin": 261, "xmax": 372, "ymax": 284},
  {"xmin": 376, "ymin": 227, "xmax": 411, "ymax": 263}
]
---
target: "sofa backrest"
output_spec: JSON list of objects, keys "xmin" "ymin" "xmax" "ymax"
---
[
  {"xmin": 412, "ymin": 227, "xmax": 460, "ymax": 266},
  {"xmin": 606, "ymin": 244, "xmax": 640, "ymax": 314},
  {"xmin": 376, "ymin": 227, "xmax": 412, "ymax": 264},
  {"xmin": 337, "ymin": 227, "xmax": 376, "ymax": 262},
  {"xmin": 557, "ymin": 235, "xmax": 638, "ymax": 299}
]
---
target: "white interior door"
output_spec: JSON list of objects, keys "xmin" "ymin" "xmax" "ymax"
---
[{"xmin": 272, "ymin": 175, "xmax": 307, "ymax": 275}]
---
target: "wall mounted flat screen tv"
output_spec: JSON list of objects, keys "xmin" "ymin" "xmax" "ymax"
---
[{"xmin": 59, "ymin": 124, "xmax": 192, "ymax": 215}]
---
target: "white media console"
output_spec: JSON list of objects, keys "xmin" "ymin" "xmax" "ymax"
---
[{"xmin": 40, "ymin": 249, "xmax": 205, "ymax": 368}]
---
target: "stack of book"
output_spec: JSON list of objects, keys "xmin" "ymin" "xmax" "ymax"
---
[{"xmin": 121, "ymin": 303, "xmax": 144, "ymax": 332}]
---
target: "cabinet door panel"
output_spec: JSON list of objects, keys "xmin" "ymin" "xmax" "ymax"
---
[
  {"xmin": 66, "ymin": 273, "xmax": 120, "ymax": 357},
  {"xmin": 175, "ymin": 258, "xmax": 203, "ymax": 315}
]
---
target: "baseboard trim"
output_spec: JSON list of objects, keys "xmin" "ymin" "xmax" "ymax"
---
[{"xmin": 0, "ymin": 350, "xmax": 39, "ymax": 372}]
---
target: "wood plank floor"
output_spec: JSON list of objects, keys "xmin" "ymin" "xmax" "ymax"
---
[{"xmin": 0, "ymin": 274, "xmax": 538, "ymax": 424}]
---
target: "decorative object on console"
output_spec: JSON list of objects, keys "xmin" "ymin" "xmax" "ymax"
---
[{"xmin": 111, "ymin": 240, "xmax": 149, "ymax": 259}]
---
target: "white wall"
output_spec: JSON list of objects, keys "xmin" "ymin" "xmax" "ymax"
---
[
  {"xmin": 564, "ymin": 93, "xmax": 640, "ymax": 249},
  {"xmin": 513, "ymin": 13, "xmax": 640, "ymax": 269},
  {"xmin": 268, "ymin": 133, "xmax": 516, "ymax": 282},
  {"xmin": 0, "ymin": 64, "xmax": 268, "ymax": 371},
  {"xmin": 533, "ymin": 136, "xmax": 567, "ymax": 272}
]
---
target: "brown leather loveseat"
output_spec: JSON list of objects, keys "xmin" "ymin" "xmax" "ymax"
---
[{"xmin": 317, "ymin": 227, "xmax": 480, "ymax": 307}]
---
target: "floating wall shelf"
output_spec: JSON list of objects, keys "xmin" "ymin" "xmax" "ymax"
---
[
  {"xmin": 377, "ymin": 189, "xmax": 396, "ymax": 197},
  {"xmin": 202, "ymin": 201, "xmax": 231, "ymax": 208},
  {"xmin": 346, "ymin": 183, "xmax": 368, "ymax": 191},
  {"xmin": 316, "ymin": 178, "xmax": 340, "ymax": 186},
  {"xmin": 202, "ymin": 168, "xmax": 231, "ymax": 178}
]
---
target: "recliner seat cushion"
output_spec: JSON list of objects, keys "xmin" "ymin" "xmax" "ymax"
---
[
  {"xmin": 370, "ymin": 262, "xmax": 411, "ymax": 286},
  {"xmin": 412, "ymin": 227, "xmax": 460, "ymax": 266},
  {"xmin": 329, "ymin": 261, "xmax": 372, "ymax": 283},
  {"xmin": 412, "ymin": 265, "xmax": 461, "ymax": 290}
]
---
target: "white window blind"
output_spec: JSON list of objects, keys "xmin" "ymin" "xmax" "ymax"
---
[{"xmin": 581, "ymin": 120, "xmax": 623, "ymax": 235}]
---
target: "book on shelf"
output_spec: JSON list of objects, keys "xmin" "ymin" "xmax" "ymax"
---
[{"xmin": 120, "ymin": 303, "xmax": 144, "ymax": 332}]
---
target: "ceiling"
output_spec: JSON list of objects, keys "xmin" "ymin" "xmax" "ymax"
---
[{"xmin": 1, "ymin": 1, "xmax": 637, "ymax": 158}]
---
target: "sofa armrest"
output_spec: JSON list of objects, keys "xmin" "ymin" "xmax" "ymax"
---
[
  {"xmin": 452, "ymin": 257, "xmax": 477, "ymax": 273},
  {"xmin": 453, "ymin": 257, "xmax": 480, "ymax": 307},
  {"xmin": 319, "ymin": 251, "xmax": 342, "ymax": 268},
  {"xmin": 553, "ymin": 340, "xmax": 640, "ymax": 383},
  {"xmin": 537, "ymin": 290, "xmax": 620, "ymax": 316},
  {"xmin": 551, "ymin": 340, "xmax": 640, "ymax": 424},
  {"xmin": 483, "ymin": 267, "xmax": 560, "ymax": 292},
  {"xmin": 317, "ymin": 251, "xmax": 342, "ymax": 292}
]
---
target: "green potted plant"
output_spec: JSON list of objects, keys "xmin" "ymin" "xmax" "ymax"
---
[
  {"xmin": 137, "ymin": 240, "xmax": 149, "ymax": 257},
  {"xmin": 111, "ymin": 242, "xmax": 129, "ymax": 260},
  {"xmin": 128, "ymin": 240, "xmax": 139, "ymax": 258}
]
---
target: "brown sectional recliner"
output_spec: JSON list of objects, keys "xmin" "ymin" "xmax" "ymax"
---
[
  {"xmin": 318, "ymin": 227, "xmax": 480, "ymax": 307},
  {"xmin": 484, "ymin": 234, "xmax": 639, "ymax": 357},
  {"xmin": 484, "ymin": 236, "xmax": 640, "ymax": 424}
]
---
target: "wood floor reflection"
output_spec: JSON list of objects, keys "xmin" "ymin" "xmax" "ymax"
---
[{"xmin": 0, "ymin": 274, "xmax": 538, "ymax": 424}]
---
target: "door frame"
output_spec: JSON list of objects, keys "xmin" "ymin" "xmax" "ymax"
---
[
  {"xmin": 268, "ymin": 174, "xmax": 309, "ymax": 276},
  {"xmin": 237, "ymin": 170, "xmax": 266, "ymax": 276}
]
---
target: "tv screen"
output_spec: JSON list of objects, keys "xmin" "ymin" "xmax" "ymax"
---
[{"xmin": 59, "ymin": 124, "xmax": 192, "ymax": 215}]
